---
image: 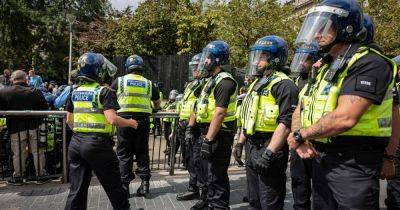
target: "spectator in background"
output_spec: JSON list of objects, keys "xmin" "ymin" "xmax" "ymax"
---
[
  {"xmin": 0, "ymin": 70, "xmax": 49, "ymax": 185},
  {"xmin": 28, "ymin": 69, "xmax": 43, "ymax": 89},
  {"xmin": 0, "ymin": 69, "xmax": 11, "ymax": 87}
]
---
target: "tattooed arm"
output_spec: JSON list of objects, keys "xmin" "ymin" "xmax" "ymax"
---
[
  {"xmin": 291, "ymin": 105, "xmax": 302, "ymax": 132},
  {"xmin": 300, "ymin": 95, "xmax": 372, "ymax": 141}
]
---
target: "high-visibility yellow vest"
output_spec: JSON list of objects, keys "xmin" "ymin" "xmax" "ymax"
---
[
  {"xmin": 72, "ymin": 82, "xmax": 113, "ymax": 135},
  {"xmin": 180, "ymin": 80, "xmax": 204, "ymax": 120},
  {"xmin": 196, "ymin": 72, "xmax": 238, "ymax": 123},
  {"xmin": 300, "ymin": 46, "xmax": 397, "ymax": 143},
  {"xmin": 0, "ymin": 118, "xmax": 6, "ymax": 127},
  {"xmin": 116, "ymin": 74, "xmax": 152, "ymax": 113},
  {"xmin": 241, "ymin": 71, "xmax": 291, "ymax": 135},
  {"xmin": 163, "ymin": 101, "xmax": 177, "ymax": 123}
]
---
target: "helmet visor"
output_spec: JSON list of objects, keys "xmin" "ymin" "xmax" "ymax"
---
[
  {"xmin": 101, "ymin": 55, "xmax": 117, "ymax": 77},
  {"xmin": 290, "ymin": 49, "xmax": 318, "ymax": 74},
  {"xmin": 188, "ymin": 62, "xmax": 199, "ymax": 80},
  {"xmin": 247, "ymin": 50, "xmax": 271, "ymax": 76},
  {"xmin": 294, "ymin": 8, "xmax": 341, "ymax": 49},
  {"xmin": 197, "ymin": 50, "xmax": 213, "ymax": 78}
]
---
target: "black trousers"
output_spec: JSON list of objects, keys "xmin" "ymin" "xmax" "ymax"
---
[
  {"xmin": 117, "ymin": 117, "xmax": 151, "ymax": 183},
  {"xmin": 65, "ymin": 134, "xmax": 129, "ymax": 210},
  {"xmin": 186, "ymin": 126, "xmax": 201, "ymax": 190},
  {"xmin": 194, "ymin": 131, "xmax": 208, "ymax": 190},
  {"xmin": 290, "ymin": 149, "xmax": 313, "ymax": 210},
  {"xmin": 312, "ymin": 142, "xmax": 384, "ymax": 210},
  {"xmin": 163, "ymin": 121, "xmax": 172, "ymax": 147},
  {"xmin": 204, "ymin": 130, "xmax": 234, "ymax": 209},
  {"xmin": 387, "ymin": 145, "xmax": 400, "ymax": 210},
  {"xmin": 245, "ymin": 141, "xmax": 288, "ymax": 210}
]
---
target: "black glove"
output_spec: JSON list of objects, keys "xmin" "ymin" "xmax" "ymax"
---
[
  {"xmin": 254, "ymin": 148, "xmax": 274, "ymax": 175},
  {"xmin": 233, "ymin": 142, "xmax": 244, "ymax": 166},
  {"xmin": 201, "ymin": 136, "xmax": 217, "ymax": 160}
]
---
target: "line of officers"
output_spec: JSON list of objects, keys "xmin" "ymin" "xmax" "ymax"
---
[{"xmin": 63, "ymin": 0, "xmax": 400, "ymax": 209}]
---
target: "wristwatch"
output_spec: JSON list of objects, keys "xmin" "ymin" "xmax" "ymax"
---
[{"xmin": 293, "ymin": 130, "xmax": 305, "ymax": 144}]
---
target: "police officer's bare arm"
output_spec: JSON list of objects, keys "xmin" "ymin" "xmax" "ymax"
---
[
  {"xmin": 66, "ymin": 111, "xmax": 138, "ymax": 129},
  {"xmin": 291, "ymin": 105, "xmax": 302, "ymax": 131},
  {"xmin": 205, "ymin": 107, "xmax": 227, "ymax": 141},
  {"xmin": 381, "ymin": 104, "xmax": 400, "ymax": 179},
  {"xmin": 267, "ymin": 123, "xmax": 291, "ymax": 153},
  {"xmin": 288, "ymin": 95, "xmax": 372, "ymax": 149},
  {"xmin": 104, "ymin": 109, "xmax": 138, "ymax": 128}
]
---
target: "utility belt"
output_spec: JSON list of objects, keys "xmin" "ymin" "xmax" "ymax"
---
[
  {"xmin": 246, "ymin": 133, "xmax": 273, "ymax": 148},
  {"xmin": 311, "ymin": 136, "xmax": 388, "ymax": 153},
  {"xmin": 73, "ymin": 132, "xmax": 112, "ymax": 140}
]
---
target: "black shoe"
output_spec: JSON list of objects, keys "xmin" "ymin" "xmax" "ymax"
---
[
  {"xmin": 136, "ymin": 180, "xmax": 150, "ymax": 197},
  {"xmin": 190, "ymin": 200, "xmax": 208, "ymax": 210},
  {"xmin": 176, "ymin": 189, "xmax": 199, "ymax": 201},
  {"xmin": 242, "ymin": 196, "xmax": 249, "ymax": 203},
  {"xmin": 122, "ymin": 182, "xmax": 130, "ymax": 198},
  {"xmin": 7, "ymin": 177, "xmax": 24, "ymax": 186},
  {"xmin": 36, "ymin": 176, "xmax": 51, "ymax": 185}
]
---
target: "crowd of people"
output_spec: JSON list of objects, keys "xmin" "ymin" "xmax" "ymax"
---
[{"xmin": 0, "ymin": 0, "xmax": 400, "ymax": 209}]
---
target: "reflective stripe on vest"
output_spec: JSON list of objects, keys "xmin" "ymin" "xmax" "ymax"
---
[
  {"xmin": 196, "ymin": 72, "xmax": 238, "ymax": 123},
  {"xmin": 163, "ymin": 101, "xmax": 177, "ymax": 122},
  {"xmin": 241, "ymin": 71, "xmax": 291, "ymax": 135},
  {"xmin": 72, "ymin": 82, "xmax": 113, "ymax": 134},
  {"xmin": 117, "ymin": 74, "xmax": 152, "ymax": 113},
  {"xmin": 180, "ymin": 80, "xmax": 204, "ymax": 120},
  {"xmin": 300, "ymin": 46, "xmax": 397, "ymax": 143}
]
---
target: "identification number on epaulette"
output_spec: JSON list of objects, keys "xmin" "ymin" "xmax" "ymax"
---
[
  {"xmin": 127, "ymin": 80, "xmax": 146, "ymax": 88},
  {"xmin": 72, "ymin": 91, "xmax": 94, "ymax": 102}
]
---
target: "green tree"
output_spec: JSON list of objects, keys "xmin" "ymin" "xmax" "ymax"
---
[
  {"xmin": 360, "ymin": 0, "xmax": 400, "ymax": 57},
  {"xmin": 210, "ymin": 0, "xmax": 299, "ymax": 68},
  {"xmin": 0, "ymin": 0, "xmax": 110, "ymax": 82}
]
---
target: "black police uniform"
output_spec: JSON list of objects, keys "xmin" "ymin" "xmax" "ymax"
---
[
  {"xmin": 291, "ymin": 73, "xmax": 313, "ymax": 210},
  {"xmin": 245, "ymin": 79, "xmax": 298, "ymax": 210},
  {"xmin": 64, "ymin": 87, "xmax": 130, "ymax": 210},
  {"xmin": 177, "ymin": 84, "xmax": 204, "ymax": 199},
  {"xmin": 199, "ymin": 77, "xmax": 236, "ymax": 209},
  {"xmin": 311, "ymin": 45, "xmax": 393, "ymax": 209},
  {"xmin": 110, "ymin": 81, "xmax": 160, "ymax": 186}
]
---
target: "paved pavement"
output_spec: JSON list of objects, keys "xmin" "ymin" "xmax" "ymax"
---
[
  {"xmin": 0, "ymin": 168, "xmax": 295, "ymax": 210},
  {"xmin": 0, "ymin": 167, "xmax": 390, "ymax": 210}
]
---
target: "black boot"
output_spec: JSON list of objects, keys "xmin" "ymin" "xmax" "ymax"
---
[
  {"xmin": 122, "ymin": 182, "xmax": 130, "ymax": 198},
  {"xmin": 176, "ymin": 186, "xmax": 199, "ymax": 201},
  {"xmin": 190, "ymin": 200, "xmax": 208, "ymax": 210},
  {"xmin": 137, "ymin": 180, "xmax": 150, "ymax": 197},
  {"xmin": 190, "ymin": 188, "xmax": 208, "ymax": 210}
]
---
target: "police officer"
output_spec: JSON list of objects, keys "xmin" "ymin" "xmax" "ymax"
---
[
  {"xmin": 386, "ymin": 55, "xmax": 400, "ymax": 210},
  {"xmin": 287, "ymin": 1, "xmax": 397, "ymax": 209},
  {"xmin": 163, "ymin": 89, "xmax": 179, "ymax": 154},
  {"xmin": 176, "ymin": 53, "xmax": 206, "ymax": 201},
  {"xmin": 111, "ymin": 55, "xmax": 161, "ymax": 197},
  {"xmin": 191, "ymin": 41, "xmax": 238, "ymax": 210},
  {"xmin": 237, "ymin": 36, "xmax": 298, "ymax": 209},
  {"xmin": 65, "ymin": 52, "xmax": 135, "ymax": 210},
  {"xmin": 289, "ymin": 41, "xmax": 319, "ymax": 210}
]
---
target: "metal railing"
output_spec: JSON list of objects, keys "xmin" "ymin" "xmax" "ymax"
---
[
  {"xmin": 0, "ymin": 111, "xmax": 68, "ymax": 183},
  {"xmin": 0, "ymin": 111, "xmax": 243, "ymax": 183}
]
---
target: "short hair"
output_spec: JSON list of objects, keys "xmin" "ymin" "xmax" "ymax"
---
[
  {"xmin": 10, "ymin": 70, "xmax": 27, "ymax": 83},
  {"xmin": 3, "ymin": 69, "xmax": 11, "ymax": 74}
]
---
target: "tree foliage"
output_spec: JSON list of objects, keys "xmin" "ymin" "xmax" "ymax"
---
[
  {"xmin": 360, "ymin": 0, "xmax": 400, "ymax": 57},
  {"xmin": 0, "ymin": 0, "xmax": 109, "ymax": 82}
]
